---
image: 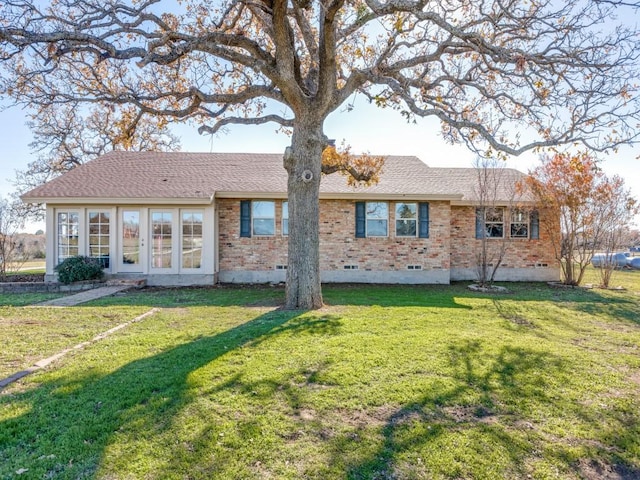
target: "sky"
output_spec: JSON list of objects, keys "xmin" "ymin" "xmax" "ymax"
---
[{"xmin": 0, "ymin": 95, "xmax": 638, "ymax": 233}]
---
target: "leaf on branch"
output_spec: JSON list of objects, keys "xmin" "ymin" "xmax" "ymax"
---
[{"xmin": 321, "ymin": 143, "xmax": 384, "ymax": 187}]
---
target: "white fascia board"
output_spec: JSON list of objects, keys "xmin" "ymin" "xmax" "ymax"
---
[
  {"xmin": 450, "ymin": 199, "xmax": 537, "ymax": 207},
  {"xmin": 22, "ymin": 196, "xmax": 215, "ymax": 205},
  {"xmin": 214, "ymin": 191, "xmax": 463, "ymax": 201}
]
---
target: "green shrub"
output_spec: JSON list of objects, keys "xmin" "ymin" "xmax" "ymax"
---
[{"xmin": 55, "ymin": 256, "xmax": 104, "ymax": 284}]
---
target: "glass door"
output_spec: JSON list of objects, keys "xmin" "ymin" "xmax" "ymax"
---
[{"xmin": 120, "ymin": 209, "xmax": 144, "ymax": 272}]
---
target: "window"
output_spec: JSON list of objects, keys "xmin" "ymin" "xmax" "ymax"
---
[
  {"xmin": 510, "ymin": 209, "xmax": 529, "ymax": 238},
  {"xmin": 396, "ymin": 203, "xmax": 417, "ymax": 236},
  {"xmin": 282, "ymin": 201, "xmax": 289, "ymax": 236},
  {"xmin": 57, "ymin": 211, "xmax": 79, "ymax": 264},
  {"xmin": 151, "ymin": 211, "xmax": 172, "ymax": 268},
  {"xmin": 88, "ymin": 211, "xmax": 110, "ymax": 268},
  {"xmin": 366, "ymin": 202, "xmax": 388, "ymax": 236},
  {"xmin": 485, "ymin": 208, "xmax": 504, "ymax": 238},
  {"xmin": 122, "ymin": 210, "xmax": 141, "ymax": 266},
  {"xmin": 182, "ymin": 211, "xmax": 203, "ymax": 269},
  {"xmin": 252, "ymin": 201, "xmax": 275, "ymax": 236},
  {"xmin": 357, "ymin": 202, "xmax": 428, "ymax": 238}
]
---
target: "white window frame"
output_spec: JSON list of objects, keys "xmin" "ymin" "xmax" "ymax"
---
[
  {"xmin": 484, "ymin": 207, "xmax": 505, "ymax": 238},
  {"xmin": 366, "ymin": 202, "xmax": 389, "ymax": 237},
  {"xmin": 150, "ymin": 210, "xmax": 174, "ymax": 271},
  {"xmin": 252, "ymin": 200, "xmax": 276, "ymax": 236},
  {"xmin": 56, "ymin": 210, "xmax": 80, "ymax": 264},
  {"xmin": 395, "ymin": 202, "xmax": 417, "ymax": 237},
  {"xmin": 510, "ymin": 209, "xmax": 530, "ymax": 239},
  {"xmin": 181, "ymin": 209, "xmax": 204, "ymax": 270},
  {"xmin": 87, "ymin": 210, "xmax": 111, "ymax": 270}
]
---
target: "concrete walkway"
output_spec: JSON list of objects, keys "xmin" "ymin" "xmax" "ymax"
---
[
  {"xmin": 37, "ymin": 285, "xmax": 133, "ymax": 306},
  {"xmin": 1, "ymin": 307, "xmax": 159, "ymax": 389}
]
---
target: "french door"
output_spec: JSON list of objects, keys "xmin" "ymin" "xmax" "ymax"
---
[{"xmin": 119, "ymin": 209, "xmax": 146, "ymax": 272}]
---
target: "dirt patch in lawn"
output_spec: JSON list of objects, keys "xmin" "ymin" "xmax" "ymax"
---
[{"xmin": 576, "ymin": 458, "xmax": 640, "ymax": 480}]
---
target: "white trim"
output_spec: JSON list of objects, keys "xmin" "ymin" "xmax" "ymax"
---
[
  {"xmin": 55, "ymin": 208, "xmax": 83, "ymax": 265},
  {"xmin": 86, "ymin": 209, "xmax": 113, "ymax": 272},
  {"xmin": 179, "ymin": 209, "xmax": 205, "ymax": 272},
  {"xmin": 27, "ymin": 193, "xmax": 464, "ymax": 205},
  {"xmin": 394, "ymin": 202, "xmax": 418, "ymax": 238},
  {"xmin": 365, "ymin": 201, "xmax": 389, "ymax": 238},
  {"xmin": 214, "ymin": 191, "xmax": 463, "ymax": 201},
  {"xmin": 45, "ymin": 206, "xmax": 55, "ymax": 276},
  {"xmin": 451, "ymin": 200, "xmax": 536, "ymax": 206},
  {"xmin": 118, "ymin": 208, "xmax": 147, "ymax": 274},
  {"xmin": 149, "ymin": 209, "xmax": 178, "ymax": 274},
  {"xmin": 25, "ymin": 197, "xmax": 214, "ymax": 205},
  {"xmin": 251, "ymin": 200, "xmax": 276, "ymax": 237}
]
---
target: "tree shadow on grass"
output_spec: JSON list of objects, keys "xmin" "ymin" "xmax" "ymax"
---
[
  {"xmin": 0, "ymin": 308, "xmax": 342, "ymax": 478},
  {"xmin": 337, "ymin": 339, "xmax": 640, "ymax": 479}
]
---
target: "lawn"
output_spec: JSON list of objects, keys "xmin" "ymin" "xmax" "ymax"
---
[{"xmin": 0, "ymin": 270, "xmax": 639, "ymax": 479}]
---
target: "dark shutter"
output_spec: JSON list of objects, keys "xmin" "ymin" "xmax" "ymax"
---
[
  {"xmin": 418, "ymin": 202, "xmax": 430, "ymax": 238},
  {"xmin": 355, "ymin": 202, "xmax": 366, "ymax": 238},
  {"xmin": 530, "ymin": 210, "xmax": 539, "ymax": 240},
  {"xmin": 475, "ymin": 208, "xmax": 485, "ymax": 239},
  {"xmin": 240, "ymin": 200, "xmax": 251, "ymax": 237}
]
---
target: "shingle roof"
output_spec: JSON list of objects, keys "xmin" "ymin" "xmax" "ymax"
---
[{"xmin": 21, "ymin": 151, "xmax": 526, "ymax": 203}]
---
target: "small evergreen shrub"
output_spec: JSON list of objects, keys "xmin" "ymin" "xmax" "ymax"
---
[{"xmin": 55, "ymin": 256, "xmax": 104, "ymax": 284}]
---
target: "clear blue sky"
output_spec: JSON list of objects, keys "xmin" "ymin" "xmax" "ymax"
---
[{"xmin": 0, "ymin": 97, "xmax": 638, "ymax": 233}]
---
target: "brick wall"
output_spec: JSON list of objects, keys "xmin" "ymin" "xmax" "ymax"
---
[
  {"xmin": 217, "ymin": 198, "xmax": 451, "ymax": 273},
  {"xmin": 218, "ymin": 200, "xmax": 559, "ymax": 282},
  {"xmin": 450, "ymin": 205, "xmax": 558, "ymax": 278},
  {"xmin": 218, "ymin": 199, "xmax": 289, "ymax": 271}
]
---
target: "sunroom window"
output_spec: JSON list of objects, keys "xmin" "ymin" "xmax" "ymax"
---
[
  {"xmin": 57, "ymin": 211, "xmax": 79, "ymax": 264},
  {"xmin": 182, "ymin": 211, "xmax": 203, "ymax": 269},
  {"xmin": 88, "ymin": 211, "xmax": 110, "ymax": 268}
]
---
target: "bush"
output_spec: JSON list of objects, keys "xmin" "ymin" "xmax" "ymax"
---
[{"xmin": 55, "ymin": 256, "xmax": 104, "ymax": 284}]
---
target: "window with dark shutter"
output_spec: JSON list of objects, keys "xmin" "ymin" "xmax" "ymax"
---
[
  {"xmin": 418, "ymin": 202, "xmax": 430, "ymax": 238},
  {"xmin": 240, "ymin": 200, "xmax": 251, "ymax": 238},
  {"xmin": 530, "ymin": 210, "xmax": 540, "ymax": 239},
  {"xmin": 475, "ymin": 208, "xmax": 484, "ymax": 239},
  {"xmin": 355, "ymin": 202, "xmax": 366, "ymax": 238}
]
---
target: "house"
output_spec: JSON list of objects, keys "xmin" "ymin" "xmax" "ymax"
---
[{"xmin": 21, "ymin": 151, "xmax": 559, "ymax": 285}]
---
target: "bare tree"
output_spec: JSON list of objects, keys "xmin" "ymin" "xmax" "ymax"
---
[
  {"xmin": 11, "ymin": 102, "xmax": 181, "ymax": 222},
  {"xmin": 594, "ymin": 177, "xmax": 638, "ymax": 287},
  {"xmin": 1, "ymin": 0, "xmax": 639, "ymax": 308},
  {"xmin": 0, "ymin": 198, "xmax": 27, "ymax": 279},
  {"xmin": 472, "ymin": 157, "xmax": 522, "ymax": 287}
]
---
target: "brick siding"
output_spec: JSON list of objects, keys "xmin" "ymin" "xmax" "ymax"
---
[
  {"xmin": 218, "ymin": 199, "xmax": 451, "ymax": 273},
  {"xmin": 218, "ymin": 200, "xmax": 558, "ymax": 280},
  {"xmin": 450, "ymin": 205, "xmax": 557, "ymax": 270}
]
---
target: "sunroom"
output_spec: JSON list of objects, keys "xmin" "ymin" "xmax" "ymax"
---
[{"xmin": 44, "ymin": 204, "xmax": 216, "ymax": 285}]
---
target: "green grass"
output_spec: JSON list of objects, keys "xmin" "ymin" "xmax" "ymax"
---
[
  {"xmin": 0, "ymin": 306, "xmax": 152, "ymax": 379},
  {"xmin": 0, "ymin": 292, "xmax": 65, "ymax": 307},
  {"xmin": 1, "ymin": 270, "xmax": 639, "ymax": 479}
]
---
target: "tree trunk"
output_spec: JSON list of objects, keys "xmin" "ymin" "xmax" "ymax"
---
[{"xmin": 283, "ymin": 120, "xmax": 324, "ymax": 310}]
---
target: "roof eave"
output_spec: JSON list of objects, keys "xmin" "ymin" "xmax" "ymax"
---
[
  {"xmin": 214, "ymin": 191, "xmax": 464, "ymax": 201},
  {"xmin": 451, "ymin": 199, "xmax": 537, "ymax": 206},
  {"xmin": 21, "ymin": 196, "xmax": 215, "ymax": 205}
]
